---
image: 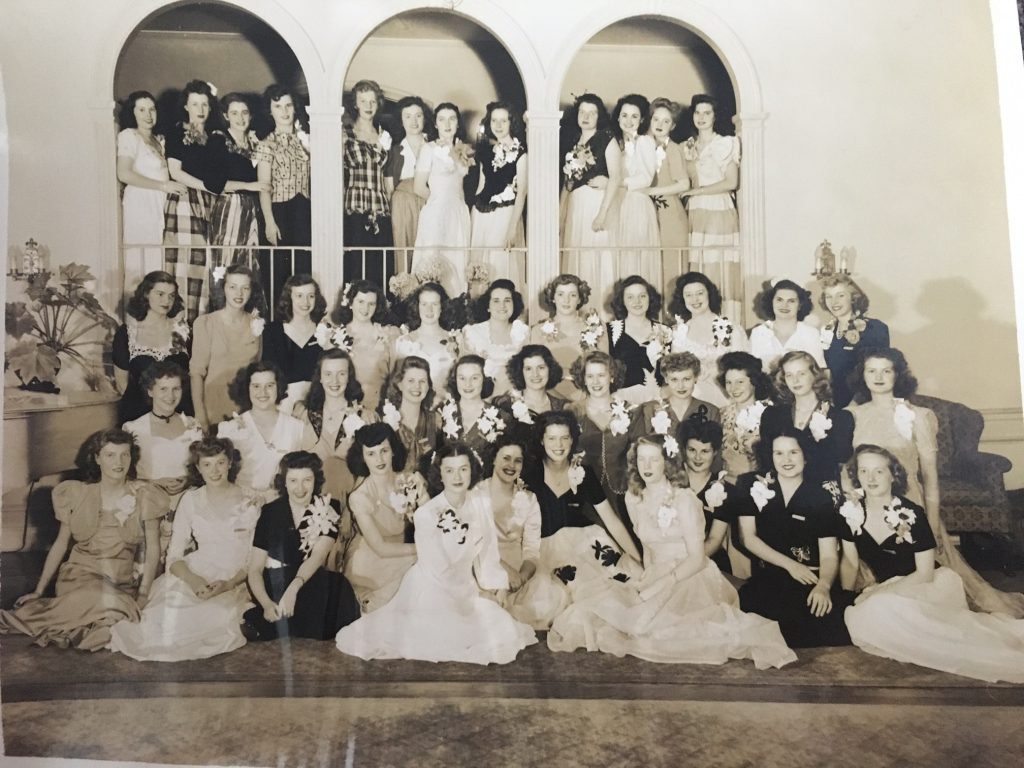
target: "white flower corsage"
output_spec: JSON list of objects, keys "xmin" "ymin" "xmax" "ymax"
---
[
  {"xmin": 298, "ymin": 494, "xmax": 339, "ymax": 555},
  {"xmin": 440, "ymin": 398, "xmax": 461, "ymax": 440},
  {"xmin": 657, "ymin": 503, "xmax": 678, "ymax": 531},
  {"xmin": 735, "ymin": 400, "xmax": 768, "ymax": 434},
  {"xmin": 114, "ymin": 494, "xmax": 136, "ymax": 526},
  {"xmin": 751, "ymin": 473, "xmax": 776, "ymax": 512},
  {"xmin": 212, "ymin": 265, "xmax": 227, "ymax": 283},
  {"xmin": 883, "ymin": 498, "xmax": 916, "ymax": 544},
  {"xmin": 820, "ymin": 322, "xmax": 835, "ymax": 350},
  {"xmin": 808, "ymin": 409, "xmax": 833, "ymax": 441},
  {"xmin": 342, "ymin": 410, "xmax": 366, "ymax": 439},
  {"xmin": 650, "ymin": 403, "xmax": 672, "ymax": 435},
  {"xmin": 893, "ymin": 400, "xmax": 916, "ymax": 441},
  {"xmin": 382, "ymin": 400, "xmax": 402, "ymax": 431},
  {"xmin": 663, "ymin": 435, "xmax": 680, "ymax": 458},
  {"xmin": 510, "ymin": 319, "xmax": 529, "ymax": 346},
  {"xmin": 609, "ymin": 319, "xmax": 624, "ymax": 346},
  {"xmin": 182, "ymin": 418, "xmax": 205, "ymax": 443},
  {"xmin": 840, "ymin": 497, "xmax": 865, "ymax": 537},
  {"xmin": 477, "ymin": 406, "xmax": 506, "ymax": 443},
  {"xmin": 541, "ymin": 319, "xmax": 558, "ymax": 341},
  {"xmin": 645, "ymin": 324, "xmax": 674, "ymax": 367},
  {"xmin": 711, "ymin": 316, "xmax": 734, "ymax": 347},
  {"xmin": 704, "ymin": 472, "xmax": 729, "ymax": 510},
  {"xmin": 671, "ymin": 316, "xmax": 689, "ymax": 352},
  {"xmin": 511, "ymin": 478, "xmax": 533, "ymax": 520},
  {"xmin": 654, "ymin": 143, "xmax": 666, "ymax": 170},
  {"xmin": 294, "ymin": 121, "xmax": 310, "ymax": 153},
  {"xmin": 171, "ymin": 316, "xmax": 191, "ymax": 343},
  {"xmin": 378, "ymin": 129, "xmax": 392, "ymax": 152},
  {"xmin": 388, "ymin": 474, "xmax": 421, "ymax": 520},
  {"xmin": 509, "ymin": 391, "xmax": 534, "ymax": 425},
  {"xmin": 249, "ymin": 310, "xmax": 265, "ymax": 338},
  {"xmin": 623, "ymin": 137, "xmax": 636, "ymax": 157},
  {"xmin": 682, "ymin": 137, "xmax": 698, "ymax": 162},
  {"xmin": 609, "ymin": 399, "xmax": 631, "ymax": 436},
  {"xmin": 567, "ymin": 453, "xmax": 586, "ymax": 493},
  {"xmin": 492, "ymin": 137, "xmax": 521, "ymax": 170},
  {"xmin": 580, "ymin": 311, "xmax": 605, "ymax": 350}
]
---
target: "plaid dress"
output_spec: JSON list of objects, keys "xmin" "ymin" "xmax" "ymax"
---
[{"xmin": 208, "ymin": 130, "xmax": 261, "ymax": 274}]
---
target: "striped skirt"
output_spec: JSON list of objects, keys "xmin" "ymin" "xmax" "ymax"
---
[{"xmin": 163, "ymin": 188, "xmax": 214, "ymax": 322}]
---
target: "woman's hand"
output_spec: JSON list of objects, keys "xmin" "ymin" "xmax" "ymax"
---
[
  {"xmin": 136, "ymin": 588, "xmax": 152, "ymax": 608},
  {"xmin": 278, "ymin": 583, "xmax": 300, "ymax": 618},
  {"xmin": 806, "ymin": 584, "xmax": 833, "ymax": 616},
  {"xmin": 591, "ymin": 212, "xmax": 607, "ymax": 232},
  {"xmin": 13, "ymin": 591, "xmax": 42, "ymax": 608},
  {"xmin": 505, "ymin": 564, "xmax": 524, "ymax": 593},
  {"xmin": 266, "ymin": 219, "xmax": 282, "ymax": 246},
  {"xmin": 262, "ymin": 603, "xmax": 280, "ymax": 622},
  {"xmin": 586, "ymin": 177, "xmax": 608, "ymax": 190},
  {"xmin": 203, "ymin": 580, "xmax": 230, "ymax": 599},
  {"xmin": 504, "ymin": 223, "xmax": 518, "ymax": 250},
  {"xmin": 161, "ymin": 180, "xmax": 187, "ymax": 196},
  {"xmin": 786, "ymin": 562, "xmax": 819, "ymax": 586}
]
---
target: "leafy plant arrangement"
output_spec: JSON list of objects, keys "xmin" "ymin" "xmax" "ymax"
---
[{"xmin": 5, "ymin": 264, "xmax": 120, "ymax": 393}]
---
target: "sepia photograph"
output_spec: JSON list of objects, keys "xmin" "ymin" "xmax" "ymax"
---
[{"xmin": 2, "ymin": 1, "xmax": 1024, "ymax": 766}]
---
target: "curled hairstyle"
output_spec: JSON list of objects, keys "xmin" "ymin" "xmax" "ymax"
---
[
  {"xmin": 716, "ymin": 351, "xmax": 775, "ymax": 401},
  {"xmin": 179, "ymin": 80, "xmax": 217, "ymax": 126},
  {"xmin": 219, "ymin": 92, "xmax": 250, "ymax": 117},
  {"xmin": 273, "ymin": 450, "xmax": 326, "ymax": 499},
  {"xmin": 571, "ymin": 350, "xmax": 626, "ymax": 393},
  {"xmin": 669, "ymin": 272, "xmax": 723, "ymax": 320},
  {"xmin": 772, "ymin": 351, "xmax": 832, "ymax": 405},
  {"xmin": 380, "ymin": 356, "xmax": 435, "ymax": 418},
  {"xmin": 757, "ymin": 279, "xmax": 814, "ymax": 321},
  {"xmin": 349, "ymin": 79, "xmax": 385, "ymax": 127},
  {"xmin": 648, "ymin": 97, "xmax": 682, "ymax": 127},
  {"xmin": 689, "ymin": 93, "xmax": 722, "ymax": 134},
  {"xmin": 392, "ymin": 95, "xmax": 434, "ymax": 142},
  {"xmin": 276, "ymin": 274, "xmax": 327, "ymax": 323},
  {"xmin": 75, "ymin": 428, "xmax": 140, "ymax": 482},
  {"xmin": 679, "ymin": 418, "xmax": 724, "ymax": 453},
  {"xmin": 433, "ymin": 102, "xmax": 467, "ymax": 143},
  {"xmin": 474, "ymin": 279, "xmax": 525, "ymax": 322},
  {"xmin": 305, "ymin": 348, "xmax": 364, "ymax": 413},
  {"xmin": 534, "ymin": 410, "xmax": 582, "ymax": 463},
  {"xmin": 849, "ymin": 347, "xmax": 918, "ymax": 404},
  {"xmin": 626, "ymin": 434, "xmax": 689, "ymax": 497},
  {"xmin": 506, "ymin": 344, "xmax": 563, "ymax": 391},
  {"xmin": 656, "ymin": 352, "xmax": 701, "ymax": 386},
  {"xmin": 119, "ymin": 90, "xmax": 157, "ymax": 130},
  {"xmin": 228, "ymin": 360, "xmax": 288, "ymax": 411},
  {"xmin": 611, "ymin": 93, "xmax": 652, "ymax": 144},
  {"xmin": 186, "ymin": 436, "xmax": 241, "ymax": 487},
  {"xmin": 446, "ymin": 355, "xmax": 495, "ymax": 401},
  {"xmin": 847, "ymin": 444, "xmax": 910, "ymax": 497},
  {"xmin": 209, "ymin": 263, "xmax": 267, "ymax": 315},
  {"xmin": 404, "ymin": 282, "xmax": 451, "ymax": 331},
  {"xmin": 480, "ymin": 100, "xmax": 526, "ymax": 143},
  {"xmin": 480, "ymin": 431, "xmax": 529, "ymax": 480},
  {"xmin": 331, "ymin": 279, "xmax": 390, "ymax": 325},
  {"xmin": 818, "ymin": 273, "xmax": 871, "ymax": 316},
  {"xmin": 127, "ymin": 271, "xmax": 185, "ymax": 320},
  {"xmin": 610, "ymin": 275, "xmax": 662, "ymax": 321},
  {"xmin": 140, "ymin": 360, "xmax": 188, "ymax": 403},
  {"xmin": 542, "ymin": 274, "xmax": 591, "ymax": 315},
  {"xmin": 757, "ymin": 426, "xmax": 816, "ymax": 477},
  {"xmin": 426, "ymin": 441, "xmax": 482, "ymax": 497},
  {"xmin": 346, "ymin": 423, "xmax": 407, "ymax": 478},
  {"xmin": 564, "ymin": 93, "xmax": 611, "ymax": 139},
  {"xmin": 264, "ymin": 84, "xmax": 300, "ymax": 116}
]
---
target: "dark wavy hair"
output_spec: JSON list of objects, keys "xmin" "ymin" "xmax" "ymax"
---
[
  {"xmin": 480, "ymin": 100, "xmax": 526, "ymax": 144},
  {"xmin": 689, "ymin": 93, "xmax": 726, "ymax": 135},
  {"xmin": 757, "ymin": 425, "xmax": 816, "ymax": 477},
  {"xmin": 849, "ymin": 347, "xmax": 918, "ymax": 405},
  {"xmin": 273, "ymin": 450, "xmax": 325, "ymax": 499},
  {"xmin": 331, "ymin": 279, "xmax": 390, "ymax": 325},
  {"xmin": 305, "ymin": 349, "xmax": 364, "ymax": 413},
  {"xmin": 772, "ymin": 351, "xmax": 832, "ymax": 405},
  {"xmin": 185, "ymin": 436, "xmax": 241, "ymax": 487},
  {"xmin": 75, "ymin": 428, "xmax": 140, "ymax": 482},
  {"xmin": 127, "ymin": 270, "xmax": 185, "ymax": 320},
  {"xmin": 756, "ymin": 279, "xmax": 814, "ymax": 321},
  {"xmin": 611, "ymin": 93, "xmax": 651, "ymax": 146},
  {"xmin": 571, "ymin": 350, "xmax": 626, "ymax": 393},
  {"xmin": 228, "ymin": 360, "xmax": 288, "ymax": 411},
  {"xmin": 219, "ymin": 92, "xmax": 250, "ymax": 116},
  {"xmin": 847, "ymin": 444, "xmax": 910, "ymax": 497},
  {"xmin": 208, "ymin": 263, "xmax": 267, "ymax": 315},
  {"xmin": 626, "ymin": 434, "xmax": 689, "ymax": 497},
  {"xmin": 716, "ymin": 351, "xmax": 774, "ymax": 401},
  {"xmin": 481, "ymin": 431, "xmax": 529, "ymax": 480},
  {"xmin": 346, "ymin": 423, "xmax": 407, "ymax": 478},
  {"xmin": 433, "ymin": 102, "xmax": 467, "ymax": 143},
  {"xmin": 446, "ymin": 355, "xmax": 495, "ymax": 401},
  {"xmin": 380, "ymin": 356, "xmax": 435, "ymax": 417},
  {"xmin": 426, "ymin": 441, "xmax": 481, "ymax": 497},
  {"xmin": 563, "ymin": 93, "xmax": 611, "ymax": 141},
  {"xmin": 679, "ymin": 418, "xmax": 724, "ymax": 453},
  {"xmin": 506, "ymin": 344, "xmax": 563, "ymax": 391},
  {"xmin": 656, "ymin": 352, "xmax": 701, "ymax": 386},
  {"xmin": 275, "ymin": 273, "xmax": 327, "ymax": 323},
  {"xmin": 818, "ymin": 273, "xmax": 871, "ymax": 316},
  {"xmin": 541, "ymin": 274, "xmax": 591, "ymax": 315},
  {"xmin": 668, "ymin": 272, "xmax": 723, "ymax": 320},
  {"xmin": 178, "ymin": 80, "xmax": 218, "ymax": 128},
  {"xmin": 610, "ymin": 275, "xmax": 662, "ymax": 321},
  {"xmin": 140, "ymin": 360, "xmax": 188, "ymax": 404},
  {"xmin": 404, "ymin": 282, "xmax": 452, "ymax": 331},
  {"xmin": 534, "ymin": 410, "xmax": 582, "ymax": 463},
  {"xmin": 474, "ymin": 279, "xmax": 525, "ymax": 322},
  {"xmin": 392, "ymin": 95, "xmax": 434, "ymax": 142},
  {"xmin": 119, "ymin": 90, "xmax": 158, "ymax": 130}
]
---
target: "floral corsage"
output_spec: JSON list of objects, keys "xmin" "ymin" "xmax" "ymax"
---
[
  {"xmin": 650, "ymin": 401, "xmax": 672, "ymax": 435},
  {"xmin": 808, "ymin": 407, "xmax": 833, "ymax": 441},
  {"xmin": 883, "ymin": 498, "xmax": 916, "ymax": 544},
  {"xmin": 314, "ymin": 320, "xmax": 354, "ymax": 352},
  {"xmin": 704, "ymin": 472, "xmax": 729, "ymax": 511},
  {"xmin": 249, "ymin": 310, "xmax": 265, "ymax": 338},
  {"xmin": 381, "ymin": 399, "xmax": 402, "ymax": 431},
  {"xmin": 298, "ymin": 495, "xmax": 339, "ymax": 555},
  {"xmin": 567, "ymin": 452, "xmax": 587, "ymax": 493},
  {"xmin": 388, "ymin": 474, "xmax": 422, "ymax": 520},
  {"xmin": 735, "ymin": 400, "xmax": 768, "ymax": 434},
  {"xmin": 436, "ymin": 508, "xmax": 469, "ymax": 545},
  {"xmin": 893, "ymin": 399, "xmax": 916, "ymax": 441},
  {"xmin": 751, "ymin": 473, "xmax": 777, "ymax": 512},
  {"xmin": 113, "ymin": 494, "xmax": 137, "ymax": 526},
  {"xmin": 840, "ymin": 493, "xmax": 865, "ymax": 536},
  {"xmin": 644, "ymin": 324, "xmax": 675, "ymax": 367},
  {"xmin": 492, "ymin": 138, "xmax": 521, "ymax": 170},
  {"xmin": 609, "ymin": 399, "xmax": 632, "ymax": 436},
  {"xmin": 821, "ymin": 315, "xmax": 868, "ymax": 349},
  {"xmin": 580, "ymin": 310, "xmax": 605, "ymax": 350},
  {"xmin": 509, "ymin": 390, "xmax": 534, "ymax": 425},
  {"xmin": 563, "ymin": 143, "xmax": 596, "ymax": 185}
]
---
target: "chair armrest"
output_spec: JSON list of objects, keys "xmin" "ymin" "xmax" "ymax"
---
[{"xmin": 948, "ymin": 451, "xmax": 1011, "ymax": 487}]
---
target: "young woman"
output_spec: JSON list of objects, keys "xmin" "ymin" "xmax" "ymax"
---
[
  {"xmin": 335, "ymin": 443, "xmax": 537, "ymax": 664},
  {"xmin": 529, "ymin": 273, "xmax": 609, "ymax": 401},
  {"xmin": 411, "ymin": 102, "xmax": 473, "ymax": 298},
  {"xmin": 760, "ymin": 350, "xmax": 853, "ymax": 485},
  {"xmin": 378, "ymin": 356, "xmax": 439, "ymax": 475},
  {"xmin": 436, "ymin": 355, "xmax": 507, "ymax": 465},
  {"xmin": 218, "ymin": 361, "xmax": 303, "ymax": 495},
  {"xmin": 607, "ymin": 275, "xmax": 674, "ymax": 401},
  {"xmin": 610, "ymin": 94, "xmax": 660, "ymax": 287},
  {"xmin": 492, "ymin": 344, "xmax": 567, "ymax": 441},
  {"xmin": 841, "ymin": 446, "xmax": 1024, "ymax": 682},
  {"xmin": 191, "ymin": 264, "xmax": 265, "ymax": 428},
  {"xmin": 736, "ymin": 431, "xmax": 853, "ymax": 648},
  {"xmin": 329, "ymin": 280, "xmax": 396, "ymax": 412},
  {"xmin": 386, "ymin": 96, "xmax": 432, "ymax": 260},
  {"xmin": 343, "ymin": 80, "xmax": 394, "ymax": 285},
  {"xmin": 108, "ymin": 437, "xmax": 261, "ymax": 661},
  {"xmin": 642, "ymin": 98, "xmax": 690, "ymax": 287},
  {"xmin": 669, "ymin": 271, "xmax": 748, "ymax": 408},
  {"xmin": 717, "ymin": 351, "xmax": 775, "ymax": 482},
  {"xmin": 261, "ymin": 274, "xmax": 328, "ymax": 415},
  {"xmin": 343, "ymin": 424, "xmax": 424, "ymax": 613},
  {"xmin": 749, "ymin": 279, "xmax": 826, "ymax": 373},
  {"xmin": 0, "ymin": 429, "xmax": 168, "ymax": 650},
  {"xmin": 818, "ymin": 274, "xmax": 890, "ymax": 408},
  {"xmin": 680, "ymin": 418, "xmax": 737, "ymax": 576},
  {"xmin": 461, "ymin": 279, "xmax": 529, "ymax": 396},
  {"xmin": 392, "ymin": 282, "xmax": 461, "ymax": 397},
  {"xmin": 113, "ymin": 270, "xmax": 192, "ymax": 423},
  {"xmin": 629, "ymin": 352, "xmax": 720, "ymax": 445},
  {"xmin": 470, "ymin": 101, "xmax": 527, "ymax": 288},
  {"xmin": 549, "ymin": 434, "xmax": 796, "ymax": 669}
]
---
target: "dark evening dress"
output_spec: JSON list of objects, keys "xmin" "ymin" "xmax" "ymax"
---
[
  {"xmin": 608, "ymin": 322, "xmax": 674, "ymax": 389},
  {"xmin": 822, "ymin": 317, "xmax": 889, "ymax": 408},
  {"xmin": 524, "ymin": 462, "xmax": 606, "ymax": 538},
  {"xmin": 260, "ymin": 320, "xmax": 322, "ymax": 411},
  {"xmin": 736, "ymin": 473, "xmax": 853, "ymax": 647},
  {"xmin": 243, "ymin": 497, "xmax": 360, "ymax": 641},
  {"xmin": 112, "ymin": 317, "xmax": 193, "ymax": 423},
  {"xmin": 759, "ymin": 401, "xmax": 854, "ymax": 485},
  {"xmin": 691, "ymin": 474, "xmax": 737, "ymax": 575}
]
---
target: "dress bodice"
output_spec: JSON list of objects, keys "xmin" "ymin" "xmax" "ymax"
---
[
  {"xmin": 475, "ymin": 140, "xmax": 525, "ymax": 213},
  {"xmin": 168, "ymin": 486, "xmax": 261, "ymax": 580},
  {"xmin": 117, "ymin": 128, "xmax": 168, "ymax": 182},
  {"xmin": 421, "ymin": 142, "xmax": 469, "ymax": 200},
  {"xmin": 217, "ymin": 411, "xmax": 304, "ymax": 490},
  {"xmin": 568, "ymin": 400, "xmax": 631, "ymax": 495},
  {"xmin": 123, "ymin": 413, "xmax": 201, "ymax": 480},
  {"xmin": 760, "ymin": 401, "xmax": 854, "ymax": 484},
  {"xmin": 838, "ymin": 495, "xmax": 936, "ymax": 583},
  {"xmin": 564, "ymin": 130, "xmax": 612, "ymax": 193},
  {"xmin": 692, "ymin": 134, "xmax": 740, "ymax": 187},
  {"xmin": 261, "ymin": 321, "xmax": 321, "ymax": 385},
  {"xmin": 608, "ymin": 321, "xmax": 673, "ymax": 388},
  {"xmin": 626, "ymin": 485, "xmax": 704, "ymax": 566}
]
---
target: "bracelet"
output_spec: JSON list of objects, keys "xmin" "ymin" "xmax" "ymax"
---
[{"xmin": 293, "ymin": 575, "xmax": 306, "ymax": 588}]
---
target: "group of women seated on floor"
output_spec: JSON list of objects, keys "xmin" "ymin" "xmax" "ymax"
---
[{"xmin": 2, "ymin": 267, "xmax": 1024, "ymax": 684}]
